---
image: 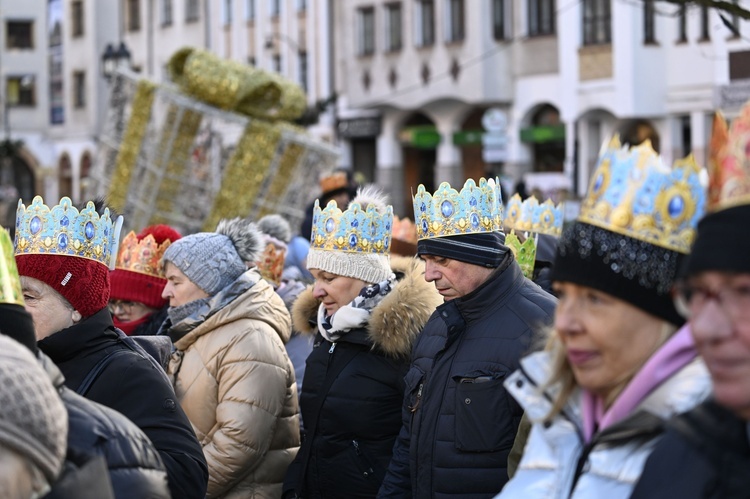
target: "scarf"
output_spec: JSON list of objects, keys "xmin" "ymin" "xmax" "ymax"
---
[
  {"xmin": 167, "ymin": 298, "xmax": 211, "ymax": 330},
  {"xmin": 113, "ymin": 313, "xmax": 152, "ymax": 336},
  {"xmin": 317, "ymin": 274, "xmax": 396, "ymax": 343}
]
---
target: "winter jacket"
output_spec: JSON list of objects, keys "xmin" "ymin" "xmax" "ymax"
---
[
  {"xmin": 166, "ymin": 268, "xmax": 300, "ymax": 499},
  {"xmin": 283, "ymin": 257, "xmax": 442, "ymax": 499},
  {"xmin": 496, "ymin": 351, "xmax": 711, "ymax": 499},
  {"xmin": 37, "ymin": 308, "xmax": 209, "ymax": 499},
  {"xmin": 378, "ymin": 255, "xmax": 556, "ymax": 499},
  {"xmin": 38, "ymin": 353, "xmax": 168, "ymax": 499},
  {"xmin": 630, "ymin": 399, "xmax": 750, "ymax": 499},
  {"xmin": 277, "ymin": 278, "xmax": 314, "ymax": 399}
]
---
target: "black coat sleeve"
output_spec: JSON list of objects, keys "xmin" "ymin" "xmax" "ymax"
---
[{"xmin": 87, "ymin": 353, "xmax": 209, "ymax": 499}]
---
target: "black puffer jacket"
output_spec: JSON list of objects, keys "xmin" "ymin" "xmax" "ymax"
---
[
  {"xmin": 38, "ymin": 354, "xmax": 169, "ymax": 498},
  {"xmin": 283, "ymin": 258, "xmax": 442, "ymax": 499},
  {"xmin": 630, "ymin": 399, "xmax": 750, "ymax": 499},
  {"xmin": 38, "ymin": 308, "xmax": 208, "ymax": 499},
  {"xmin": 378, "ymin": 255, "xmax": 556, "ymax": 499}
]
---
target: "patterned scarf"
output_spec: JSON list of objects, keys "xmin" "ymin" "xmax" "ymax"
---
[{"xmin": 317, "ymin": 274, "xmax": 396, "ymax": 343}]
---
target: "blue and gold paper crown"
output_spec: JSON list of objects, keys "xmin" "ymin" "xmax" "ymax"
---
[
  {"xmin": 310, "ymin": 199, "xmax": 393, "ymax": 254},
  {"xmin": 413, "ymin": 178, "xmax": 502, "ymax": 240},
  {"xmin": 579, "ymin": 137, "xmax": 706, "ymax": 254},
  {"xmin": 14, "ymin": 196, "xmax": 124, "ymax": 269},
  {"xmin": 505, "ymin": 194, "xmax": 564, "ymax": 237}
]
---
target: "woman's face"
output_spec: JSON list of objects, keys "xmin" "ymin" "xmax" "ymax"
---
[
  {"xmin": 162, "ymin": 262, "xmax": 210, "ymax": 308},
  {"xmin": 311, "ymin": 269, "xmax": 367, "ymax": 316},
  {"xmin": 552, "ymin": 281, "xmax": 668, "ymax": 401}
]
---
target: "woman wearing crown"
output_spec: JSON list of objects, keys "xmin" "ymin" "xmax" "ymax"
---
[
  {"xmin": 495, "ymin": 138, "xmax": 712, "ymax": 498},
  {"xmin": 282, "ymin": 187, "xmax": 441, "ymax": 499}
]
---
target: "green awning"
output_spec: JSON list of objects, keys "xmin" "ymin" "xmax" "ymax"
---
[
  {"xmin": 399, "ymin": 125, "xmax": 441, "ymax": 149},
  {"xmin": 520, "ymin": 125, "xmax": 565, "ymax": 143}
]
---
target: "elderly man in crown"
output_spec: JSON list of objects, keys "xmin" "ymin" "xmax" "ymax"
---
[
  {"xmin": 378, "ymin": 178, "xmax": 557, "ymax": 498},
  {"xmin": 13, "ymin": 196, "xmax": 208, "ymax": 499}
]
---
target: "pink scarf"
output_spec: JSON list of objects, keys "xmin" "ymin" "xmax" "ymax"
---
[{"xmin": 582, "ymin": 325, "xmax": 697, "ymax": 442}]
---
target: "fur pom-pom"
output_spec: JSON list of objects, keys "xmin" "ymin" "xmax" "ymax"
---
[
  {"xmin": 216, "ymin": 217, "xmax": 264, "ymax": 264},
  {"xmin": 351, "ymin": 185, "xmax": 390, "ymax": 214},
  {"xmin": 258, "ymin": 214, "xmax": 292, "ymax": 243}
]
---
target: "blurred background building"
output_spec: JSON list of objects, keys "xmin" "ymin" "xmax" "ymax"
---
[{"xmin": 0, "ymin": 0, "xmax": 749, "ymax": 219}]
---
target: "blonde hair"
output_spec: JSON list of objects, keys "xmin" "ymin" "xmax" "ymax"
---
[{"xmin": 542, "ymin": 321, "xmax": 677, "ymax": 421}]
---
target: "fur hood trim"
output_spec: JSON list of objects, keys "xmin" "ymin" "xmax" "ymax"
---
[{"xmin": 291, "ymin": 256, "xmax": 442, "ymax": 357}]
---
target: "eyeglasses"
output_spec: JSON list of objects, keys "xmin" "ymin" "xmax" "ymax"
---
[
  {"xmin": 108, "ymin": 300, "xmax": 138, "ymax": 314},
  {"xmin": 674, "ymin": 281, "xmax": 750, "ymax": 320}
]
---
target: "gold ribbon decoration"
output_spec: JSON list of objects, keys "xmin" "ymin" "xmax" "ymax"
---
[
  {"xmin": 0, "ymin": 227, "xmax": 23, "ymax": 306},
  {"xmin": 107, "ymin": 80, "xmax": 156, "ymax": 212},
  {"xmin": 168, "ymin": 47, "xmax": 307, "ymax": 121}
]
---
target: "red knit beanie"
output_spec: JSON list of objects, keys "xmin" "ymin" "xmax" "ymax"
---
[
  {"xmin": 16, "ymin": 254, "xmax": 109, "ymax": 318},
  {"xmin": 109, "ymin": 225, "xmax": 181, "ymax": 309}
]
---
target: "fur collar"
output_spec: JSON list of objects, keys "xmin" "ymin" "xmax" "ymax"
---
[{"xmin": 291, "ymin": 256, "xmax": 442, "ymax": 357}]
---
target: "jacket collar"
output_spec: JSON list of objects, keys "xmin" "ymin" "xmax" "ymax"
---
[{"xmin": 38, "ymin": 308, "xmax": 117, "ymax": 365}]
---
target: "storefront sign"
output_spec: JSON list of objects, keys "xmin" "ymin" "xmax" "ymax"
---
[
  {"xmin": 337, "ymin": 117, "xmax": 382, "ymax": 138},
  {"xmin": 520, "ymin": 125, "xmax": 566, "ymax": 143},
  {"xmin": 399, "ymin": 126, "xmax": 441, "ymax": 149}
]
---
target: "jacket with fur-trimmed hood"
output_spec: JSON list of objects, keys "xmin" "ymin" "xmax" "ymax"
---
[
  {"xmin": 164, "ymin": 218, "xmax": 299, "ymax": 499},
  {"xmin": 282, "ymin": 256, "xmax": 442, "ymax": 499}
]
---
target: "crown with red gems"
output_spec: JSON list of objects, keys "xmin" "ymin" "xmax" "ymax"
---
[
  {"xmin": 707, "ymin": 106, "xmax": 750, "ymax": 212},
  {"xmin": 14, "ymin": 196, "xmax": 123, "ymax": 269}
]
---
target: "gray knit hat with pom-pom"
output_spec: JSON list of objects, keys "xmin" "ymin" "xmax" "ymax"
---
[{"xmin": 162, "ymin": 218, "xmax": 263, "ymax": 296}]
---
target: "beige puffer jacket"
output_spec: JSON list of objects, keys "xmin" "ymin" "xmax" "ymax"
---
[{"xmin": 168, "ymin": 269, "xmax": 299, "ymax": 499}]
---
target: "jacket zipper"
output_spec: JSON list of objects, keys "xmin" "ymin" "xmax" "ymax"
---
[
  {"xmin": 410, "ymin": 383, "xmax": 424, "ymax": 413},
  {"xmin": 329, "ymin": 342, "xmax": 337, "ymax": 354},
  {"xmin": 352, "ymin": 440, "xmax": 376, "ymax": 478}
]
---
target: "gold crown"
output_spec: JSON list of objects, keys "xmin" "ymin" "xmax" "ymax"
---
[
  {"xmin": 115, "ymin": 231, "xmax": 172, "ymax": 278},
  {"xmin": 707, "ymin": 107, "xmax": 750, "ymax": 212},
  {"xmin": 311, "ymin": 199, "xmax": 392, "ymax": 254},
  {"xmin": 504, "ymin": 194, "xmax": 564, "ymax": 237},
  {"xmin": 578, "ymin": 136, "xmax": 707, "ymax": 254},
  {"xmin": 257, "ymin": 243, "xmax": 286, "ymax": 286},
  {"xmin": 0, "ymin": 227, "xmax": 23, "ymax": 306}
]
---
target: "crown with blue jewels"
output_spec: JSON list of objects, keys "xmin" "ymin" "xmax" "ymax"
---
[
  {"xmin": 311, "ymin": 199, "xmax": 393, "ymax": 254},
  {"xmin": 579, "ymin": 136, "xmax": 707, "ymax": 254},
  {"xmin": 14, "ymin": 196, "xmax": 124, "ymax": 269},
  {"xmin": 413, "ymin": 178, "xmax": 502, "ymax": 241},
  {"xmin": 504, "ymin": 194, "xmax": 564, "ymax": 237}
]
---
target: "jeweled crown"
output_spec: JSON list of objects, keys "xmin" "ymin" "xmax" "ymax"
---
[
  {"xmin": 707, "ymin": 107, "xmax": 750, "ymax": 212},
  {"xmin": 413, "ymin": 178, "xmax": 502, "ymax": 240},
  {"xmin": 0, "ymin": 228, "xmax": 23, "ymax": 306},
  {"xmin": 504, "ymin": 194, "xmax": 564, "ymax": 237},
  {"xmin": 116, "ymin": 231, "xmax": 171, "ymax": 278},
  {"xmin": 311, "ymin": 199, "xmax": 393, "ymax": 254},
  {"xmin": 15, "ymin": 196, "xmax": 124, "ymax": 269},
  {"xmin": 257, "ymin": 243, "xmax": 286, "ymax": 285},
  {"xmin": 579, "ymin": 137, "xmax": 707, "ymax": 254}
]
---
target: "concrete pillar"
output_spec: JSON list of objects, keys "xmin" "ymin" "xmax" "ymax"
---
[
  {"xmin": 377, "ymin": 112, "xmax": 405, "ymax": 214},
  {"xmin": 690, "ymin": 111, "xmax": 708, "ymax": 168},
  {"xmin": 435, "ymin": 119, "xmax": 461, "ymax": 187}
]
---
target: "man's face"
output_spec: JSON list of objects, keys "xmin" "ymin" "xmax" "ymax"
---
[
  {"xmin": 421, "ymin": 254, "xmax": 495, "ymax": 301},
  {"xmin": 20, "ymin": 276, "xmax": 80, "ymax": 341},
  {"xmin": 686, "ymin": 271, "xmax": 750, "ymax": 419}
]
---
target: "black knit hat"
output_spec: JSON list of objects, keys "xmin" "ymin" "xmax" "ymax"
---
[
  {"xmin": 551, "ymin": 221, "xmax": 684, "ymax": 326},
  {"xmin": 417, "ymin": 232, "xmax": 509, "ymax": 268},
  {"xmin": 683, "ymin": 204, "xmax": 750, "ymax": 276}
]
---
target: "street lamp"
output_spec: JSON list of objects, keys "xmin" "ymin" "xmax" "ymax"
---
[{"xmin": 101, "ymin": 42, "xmax": 132, "ymax": 79}]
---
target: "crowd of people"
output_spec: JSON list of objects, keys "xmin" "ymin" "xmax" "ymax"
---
[{"xmin": 1, "ymin": 104, "xmax": 750, "ymax": 499}]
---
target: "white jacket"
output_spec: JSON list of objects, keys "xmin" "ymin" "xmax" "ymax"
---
[{"xmin": 496, "ymin": 351, "xmax": 711, "ymax": 499}]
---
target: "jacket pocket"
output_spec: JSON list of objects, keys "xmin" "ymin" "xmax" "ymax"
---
[
  {"xmin": 404, "ymin": 366, "xmax": 425, "ymax": 430},
  {"xmin": 454, "ymin": 372, "xmax": 513, "ymax": 452},
  {"xmin": 350, "ymin": 440, "xmax": 385, "ymax": 483}
]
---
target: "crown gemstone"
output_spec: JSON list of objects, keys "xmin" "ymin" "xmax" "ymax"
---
[
  {"xmin": 668, "ymin": 196, "xmax": 684, "ymax": 218},
  {"xmin": 325, "ymin": 218, "xmax": 335, "ymax": 233},
  {"xmin": 593, "ymin": 174, "xmax": 604, "ymax": 193},
  {"xmin": 421, "ymin": 218, "xmax": 428, "ymax": 233},
  {"xmin": 60, "ymin": 216, "xmax": 69, "ymax": 227},
  {"xmin": 349, "ymin": 234, "xmax": 358, "ymax": 247},
  {"xmin": 420, "ymin": 202, "xmax": 426, "ymax": 212},
  {"xmin": 469, "ymin": 197, "xmax": 478, "ymax": 207},
  {"xmin": 441, "ymin": 201, "xmax": 454, "ymax": 218},
  {"xmin": 351, "ymin": 219, "xmax": 359, "ymax": 228},
  {"xmin": 84, "ymin": 221, "xmax": 95, "ymax": 240},
  {"xmin": 471, "ymin": 213, "xmax": 480, "ymax": 228},
  {"xmin": 58, "ymin": 233, "xmax": 68, "ymax": 249},
  {"xmin": 30, "ymin": 216, "xmax": 42, "ymax": 235}
]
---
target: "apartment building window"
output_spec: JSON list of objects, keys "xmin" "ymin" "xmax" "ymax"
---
[
  {"xmin": 643, "ymin": 0, "xmax": 655, "ymax": 43},
  {"xmin": 273, "ymin": 54, "xmax": 282, "ymax": 73},
  {"xmin": 358, "ymin": 7, "xmax": 376, "ymax": 55},
  {"xmin": 162, "ymin": 0, "xmax": 173, "ymax": 26},
  {"xmin": 246, "ymin": 0, "xmax": 255, "ymax": 20},
  {"xmin": 385, "ymin": 3, "xmax": 403, "ymax": 51},
  {"xmin": 582, "ymin": 0, "xmax": 611, "ymax": 45},
  {"xmin": 699, "ymin": 5, "xmax": 710, "ymax": 40},
  {"xmin": 186, "ymin": 0, "xmax": 200, "ymax": 22},
  {"xmin": 72, "ymin": 1, "xmax": 84, "ymax": 37},
  {"xmin": 299, "ymin": 51, "xmax": 308, "ymax": 91},
  {"xmin": 528, "ymin": 0, "xmax": 555, "ymax": 36},
  {"xmin": 493, "ymin": 0, "xmax": 510, "ymax": 40},
  {"xmin": 6, "ymin": 76, "xmax": 36, "ymax": 107},
  {"xmin": 445, "ymin": 0, "xmax": 465, "ymax": 42},
  {"xmin": 73, "ymin": 71, "xmax": 86, "ymax": 108},
  {"xmin": 677, "ymin": 5, "xmax": 687, "ymax": 42},
  {"xmin": 6, "ymin": 21, "xmax": 33, "ymax": 49},
  {"xmin": 415, "ymin": 0, "xmax": 435, "ymax": 46},
  {"xmin": 222, "ymin": 0, "xmax": 233, "ymax": 25},
  {"xmin": 127, "ymin": 0, "xmax": 141, "ymax": 31},
  {"xmin": 270, "ymin": 0, "xmax": 280, "ymax": 17}
]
